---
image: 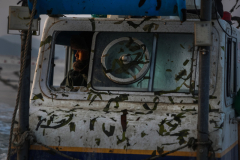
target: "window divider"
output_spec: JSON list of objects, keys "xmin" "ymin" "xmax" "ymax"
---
[{"xmin": 148, "ymin": 33, "xmax": 158, "ymax": 92}]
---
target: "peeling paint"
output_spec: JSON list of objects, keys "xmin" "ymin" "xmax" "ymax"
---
[
  {"xmin": 41, "ymin": 114, "xmax": 73, "ymax": 129},
  {"xmin": 95, "ymin": 138, "xmax": 100, "ymax": 146},
  {"xmin": 90, "ymin": 117, "xmax": 98, "ymax": 130},
  {"xmin": 40, "ymin": 36, "xmax": 52, "ymax": 47},
  {"xmin": 141, "ymin": 131, "xmax": 147, "ymax": 137},
  {"xmin": 69, "ymin": 122, "xmax": 76, "ymax": 132},
  {"xmin": 102, "ymin": 123, "xmax": 115, "ymax": 137},
  {"xmin": 89, "ymin": 18, "xmax": 95, "ymax": 31},
  {"xmin": 32, "ymin": 93, "xmax": 44, "ymax": 101}
]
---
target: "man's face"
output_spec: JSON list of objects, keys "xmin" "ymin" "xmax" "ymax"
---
[
  {"xmin": 75, "ymin": 50, "xmax": 89, "ymax": 61},
  {"xmin": 75, "ymin": 50, "xmax": 82, "ymax": 61}
]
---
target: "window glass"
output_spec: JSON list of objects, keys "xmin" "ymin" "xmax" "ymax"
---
[
  {"xmin": 226, "ymin": 39, "xmax": 237, "ymax": 97},
  {"xmin": 52, "ymin": 44, "xmax": 66, "ymax": 87},
  {"xmin": 49, "ymin": 31, "xmax": 93, "ymax": 91},
  {"xmin": 91, "ymin": 32, "xmax": 194, "ymax": 93},
  {"xmin": 92, "ymin": 32, "xmax": 153, "ymax": 91},
  {"xmin": 153, "ymin": 34, "xmax": 193, "ymax": 93},
  {"xmin": 230, "ymin": 41, "xmax": 237, "ymax": 94}
]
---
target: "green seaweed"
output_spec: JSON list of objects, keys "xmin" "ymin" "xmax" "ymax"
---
[
  {"xmin": 170, "ymin": 129, "xmax": 190, "ymax": 145},
  {"xmin": 103, "ymin": 94, "xmax": 129, "ymax": 112},
  {"xmin": 183, "ymin": 59, "xmax": 189, "ymax": 66},
  {"xmin": 138, "ymin": 0, "xmax": 146, "ymax": 7},
  {"xmin": 152, "ymin": 97, "xmax": 159, "ymax": 110},
  {"xmin": 166, "ymin": 69, "xmax": 172, "ymax": 72},
  {"xmin": 95, "ymin": 138, "xmax": 100, "ymax": 146},
  {"xmin": 168, "ymin": 96, "xmax": 174, "ymax": 104},
  {"xmin": 102, "ymin": 123, "xmax": 115, "ymax": 137},
  {"xmin": 151, "ymin": 150, "xmax": 156, "ymax": 157},
  {"xmin": 32, "ymin": 93, "xmax": 44, "ymax": 101},
  {"xmin": 181, "ymin": 108, "xmax": 196, "ymax": 112},
  {"xmin": 90, "ymin": 117, "xmax": 98, "ymax": 131},
  {"xmin": 180, "ymin": 44, "xmax": 185, "ymax": 49},
  {"xmin": 213, "ymin": 122, "xmax": 224, "ymax": 130},
  {"xmin": 210, "ymin": 119, "xmax": 218, "ymax": 127},
  {"xmin": 143, "ymin": 103, "xmax": 151, "ymax": 110},
  {"xmin": 171, "ymin": 112, "xmax": 186, "ymax": 124},
  {"xmin": 175, "ymin": 69, "xmax": 187, "ymax": 81},
  {"xmin": 142, "ymin": 97, "xmax": 159, "ymax": 111},
  {"xmin": 69, "ymin": 122, "xmax": 76, "ymax": 132},
  {"xmin": 125, "ymin": 37, "xmax": 134, "ymax": 48},
  {"xmin": 89, "ymin": 18, "xmax": 95, "ymax": 31},
  {"xmin": 118, "ymin": 48, "xmax": 124, "ymax": 53},
  {"xmin": 166, "ymin": 122, "xmax": 178, "ymax": 131},
  {"xmin": 135, "ymin": 112, "xmax": 145, "ymax": 114},
  {"xmin": 157, "ymin": 146, "xmax": 164, "ymax": 155},
  {"xmin": 141, "ymin": 131, "xmax": 147, "ymax": 137},
  {"xmin": 39, "ymin": 109, "xmax": 54, "ymax": 116},
  {"xmin": 40, "ymin": 36, "xmax": 52, "ymax": 47},
  {"xmin": 40, "ymin": 114, "xmax": 73, "ymax": 129},
  {"xmin": 129, "ymin": 44, "xmax": 141, "ymax": 52},
  {"xmin": 209, "ymin": 95, "xmax": 217, "ymax": 99},
  {"xmin": 117, "ymin": 132, "xmax": 129, "ymax": 145},
  {"xmin": 62, "ymin": 93, "xmax": 68, "ymax": 97},
  {"xmin": 126, "ymin": 16, "xmax": 152, "ymax": 29},
  {"xmin": 221, "ymin": 46, "xmax": 225, "ymax": 51},
  {"xmin": 47, "ymin": 8, "xmax": 53, "ymax": 14},
  {"xmin": 88, "ymin": 89, "xmax": 108, "ymax": 105},
  {"xmin": 143, "ymin": 23, "xmax": 159, "ymax": 32},
  {"xmin": 157, "ymin": 119, "xmax": 167, "ymax": 136},
  {"xmin": 209, "ymin": 104, "xmax": 219, "ymax": 112},
  {"xmin": 162, "ymin": 142, "xmax": 178, "ymax": 145},
  {"xmin": 154, "ymin": 81, "xmax": 185, "ymax": 96},
  {"xmin": 87, "ymin": 82, "xmax": 91, "ymax": 89}
]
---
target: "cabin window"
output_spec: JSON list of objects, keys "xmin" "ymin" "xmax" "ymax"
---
[
  {"xmin": 153, "ymin": 34, "xmax": 193, "ymax": 92},
  {"xmin": 226, "ymin": 38, "xmax": 237, "ymax": 97},
  {"xmin": 91, "ymin": 32, "xmax": 194, "ymax": 93},
  {"xmin": 92, "ymin": 32, "xmax": 153, "ymax": 91},
  {"xmin": 48, "ymin": 31, "xmax": 93, "ymax": 92}
]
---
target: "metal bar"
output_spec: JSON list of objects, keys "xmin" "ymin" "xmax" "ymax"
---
[
  {"xmin": 148, "ymin": 34, "xmax": 158, "ymax": 91},
  {"xmin": 17, "ymin": 32, "xmax": 31, "ymax": 160},
  {"xmin": 197, "ymin": 0, "xmax": 212, "ymax": 159},
  {"xmin": 17, "ymin": 1, "xmax": 31, "ymax": 159},
  {"xmin": 64, "ymin": 46, "xmax": 69, "ymax": 76}
]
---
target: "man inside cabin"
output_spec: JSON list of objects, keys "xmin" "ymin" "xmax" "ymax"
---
[{"xmin": 60, "ymin": 36, "xmax": 90, "ymax": 89}]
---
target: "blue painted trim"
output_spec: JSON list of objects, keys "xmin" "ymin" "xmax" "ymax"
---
[
  {"xmin": 27, "ymin": 0, "xmax": 186, "ymax": 21},
  {"xmin": 220, "ymin": 144, "xmax": 238, "ymax": 160}
]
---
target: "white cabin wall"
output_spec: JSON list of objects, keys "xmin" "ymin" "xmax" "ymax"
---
[{"xmin": 212, "ymin": 19, "xmax": 239, "ymax": 154}]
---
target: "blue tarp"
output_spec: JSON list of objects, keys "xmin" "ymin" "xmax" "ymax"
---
[{"xmin": 28, "ymin": 0, "xmax": 186, "ymax": 21}]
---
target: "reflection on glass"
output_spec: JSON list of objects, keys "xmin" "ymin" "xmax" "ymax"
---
[{"xmin": 153, "ymin": 34, "xmax": 194, "ymax": 93}]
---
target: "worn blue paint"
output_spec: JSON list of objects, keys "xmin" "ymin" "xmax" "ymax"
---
[
  {"xmin": 10, "ymin": 144, "xmax": 238, "ymax": 160},
  {"xmin": 28, "ymin": 0, "xmax": 187, "ymax": 21}
]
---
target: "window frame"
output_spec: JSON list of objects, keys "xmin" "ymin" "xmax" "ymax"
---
[
  {"xmin": 224, "ymin": 29, "xmax": 238, "ymax": 107},
  {"xmin": 38, "ymin": 18, "xmax": 199, "ymax": 103},
  {"xmin": 90, "ymin": 32, "xmax": 195, "ymax": 93},
  {"xmin": 88, "ymin": 32, "xmax": 197, "ymax": 96}
]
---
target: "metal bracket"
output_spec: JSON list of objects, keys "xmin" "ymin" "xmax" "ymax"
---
[{"xmin": 7, "ymin": 16, "xmax": 41, "ymax": 36}]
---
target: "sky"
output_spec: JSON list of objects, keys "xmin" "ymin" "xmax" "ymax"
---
[{"xmin": 0, "ymin": 0, "xmax": 239, "ymax": 57}]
